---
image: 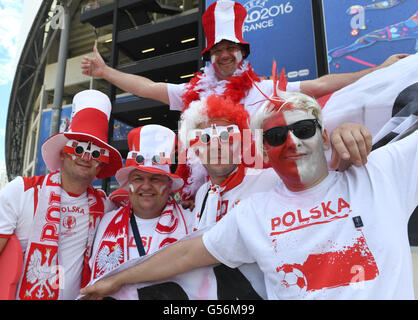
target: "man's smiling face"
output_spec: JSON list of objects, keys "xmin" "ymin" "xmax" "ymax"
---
[
  {"xmin": 263, "ymin": 109, "xmax": 329, "ymax": 191},
  {"xmin": 210, "ymin": 40, "xmax": 244, "ymax": 80},
  {"xmin": 193, "ymin": 119, "xmax": 241, "ymax": 185},
  {"xmin": 128, "ymin": 169, "xmax": 172, "ymax": 219},
  {"xmin": 60, "ymin": 145, "xmax": 105, "ymax": 184}
]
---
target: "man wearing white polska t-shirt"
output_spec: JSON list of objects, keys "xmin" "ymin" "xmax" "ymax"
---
[
  {"xmin": 177, "ymin": 93, "xmax": 373, "ymax": 299},
  {"xmin": 0, "ymin": 90, "xmax": 123, "ymax": 300},
  {"xmin": 81, "ymin": 82, "xmax": 418, "ymax": 300}
]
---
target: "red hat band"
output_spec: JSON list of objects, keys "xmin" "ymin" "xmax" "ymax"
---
[{"xmin": 68, "ymin": 108, "xmax": 109, "ymax": 143}]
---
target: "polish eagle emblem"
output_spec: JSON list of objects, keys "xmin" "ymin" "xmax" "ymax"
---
[
  {"xmin": 25, "ymin": 248, "xmax": 58, "ymax": 299},
  {"xmin": 96, "ymin": 244, "xmax": 123, "ymax": 276}
]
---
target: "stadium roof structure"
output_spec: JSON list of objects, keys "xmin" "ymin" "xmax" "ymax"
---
[
  {"xmin": 5, "ymin": 0, "xmax": 202, "ymax": 184},
  {"xmin": 6, "ymin": 0, "xmax": 55, "ymax": 181}
]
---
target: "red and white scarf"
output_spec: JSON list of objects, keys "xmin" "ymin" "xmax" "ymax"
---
[
  {"xmin": 91, "ymin": 197, "xmax": 190, "ymax": 281},
  {"xmin": 193, "ymin": 164, "xmax": 246, "ymax": 231},
  {"xmin": 181, "ymin": 61, "xmax": 260, "ymax": 110},
  {"xmin": 17, "ymin": 171, "xmax": 105, "ymax": 300}
]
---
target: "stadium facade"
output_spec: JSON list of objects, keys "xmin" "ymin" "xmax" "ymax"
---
[{"xmin": 5, "ymin": 0, "xmax": 418, "ymax": 296}]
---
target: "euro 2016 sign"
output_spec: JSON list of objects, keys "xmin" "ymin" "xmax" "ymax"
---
[
  {"xmin": 206, "ymin": 0, "xmax": 319, "ymax": 80},
  {"xmin": 243, "ymin": 1, "xmax": 294, "ymax": 31}
]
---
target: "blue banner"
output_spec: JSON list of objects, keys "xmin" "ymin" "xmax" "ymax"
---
[
  {"xmin": 206, "ymin": 0, "xmax": 319, "ymax": 80},
  {"xmin": 323, "ymin": 0, "xmax": 418, "ymax": 74},
  {"xmin": 36, "ymin": 106, "xmax": 72, "ymax": 176}
]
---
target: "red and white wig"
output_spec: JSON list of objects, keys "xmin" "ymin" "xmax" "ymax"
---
[{"xmin": 177, "ymin": 95, "xmax": 250, "ymax": 199}]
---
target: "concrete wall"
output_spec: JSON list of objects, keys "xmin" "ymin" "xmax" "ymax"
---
[{"xmin": 44, "ymin": 55, "xmax": 91, "ymax": 91}]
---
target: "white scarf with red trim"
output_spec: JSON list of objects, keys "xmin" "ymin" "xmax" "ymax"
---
[
  {"xmin": 17, "ymin": 171, "xmax": 104, "ymax": 300},
  {"xmin": 193, "ymin": 164, "xmax": 246, "ymax": 231},
  {"xmin": 91, "ymin": 197, "xmax": 190, "ymax": 281}
]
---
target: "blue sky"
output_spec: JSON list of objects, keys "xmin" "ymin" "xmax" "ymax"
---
[
  {"xmin": 0, "ymin": 84, "xmax": 12, "ymax": 167},
  {"xmin": 0, "ymin": 0, "xmax": 25, "ymax": 168}
]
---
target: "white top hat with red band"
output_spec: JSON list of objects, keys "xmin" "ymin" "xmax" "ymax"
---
[
  {"xmin": 115, "ymin": 125, "xmax": 184, "ymax": 191},
  {"xmin": 41, "ymin": 89, "xmax": 122, "ymax": 179},
  {"xmin": 202, "ymin": 0, "xmax": 250, "ymax": 61}
]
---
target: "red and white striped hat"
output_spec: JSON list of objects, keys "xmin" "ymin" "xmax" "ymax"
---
[
  {"xmin": 202, "ymin": 0, "xmax": 250, "ymax": 61},
  {"xmin": 115, "ymin": 125, "xmax": 184, "ymax": 191},
  {"xmin": 41, "ymin": 89, "xmax": 122, "ymax": 179}
]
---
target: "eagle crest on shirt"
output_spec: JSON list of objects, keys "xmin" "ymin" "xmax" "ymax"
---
[{"xmin": 96, "ymin": 244, "xmax": 123, "ymax": 276}]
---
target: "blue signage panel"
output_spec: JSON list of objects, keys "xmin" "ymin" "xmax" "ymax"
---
[
  {"xmin": 322, "ymin": 0, "xmax": 417, "ymax": 74},
  {"xmin": 206, "ymin": 0, "xmax": 319, "ymax": 80},
  {"xmin": 36, "ymin": 106, "xmax": 72, "ymax": 176}
]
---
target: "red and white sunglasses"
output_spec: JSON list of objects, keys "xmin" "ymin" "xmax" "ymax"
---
[
  {"xmin": 189, "ymin": 124, "xmax": 241, "ymax": 148},
  {"xmin": 62, "ymin": 140, "xmax": 110, "ymax": 164}
]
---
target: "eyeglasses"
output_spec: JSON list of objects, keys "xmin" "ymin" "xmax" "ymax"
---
[
  {"xmin": 63, "ymin": 140, "xmax": 110, "ymax": 163},
  {"xmin": 263, "ymin": 119, "xmax": 321, "ymax": 147},
  {"xmin": 189, "ymin": 124, "xmax": 240, "ymax": 147},
  {"xmin": 210, "ymin": 44, "xmax": 242, "ymax": 56},
  {"xmin": 126, "ymin": 151, "xmax": 171, "ymax": 166}
]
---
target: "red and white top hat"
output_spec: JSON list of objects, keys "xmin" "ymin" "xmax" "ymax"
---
[
  {"xmin": 115, "ymin": 125, "xmax": 184, "ymax": 191},
  {"xmin": 41, "ymin": 89, "xmax": 122, "ymax": 179},
  {"xmin": 202, "ymin": 0, "xmax": 250, "ymax": 61}
]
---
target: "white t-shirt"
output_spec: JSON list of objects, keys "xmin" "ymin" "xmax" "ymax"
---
[
  {"xmin": 0, "ymin": 176, "xmax": 108, "ymax": 300},
  {"xmin": 167, "ymin": 79, "xmax": 301, "ymax": 118},
  {"xmin": 128, "ymin": 215, "xmax": 159, "ymax": 259},
  {"xmin": 203, "ymin": 131, "xmax": 418, "ymax": 299},
  {"xmin": 0, "ymin": 176, "xmax": 114, "ymax": 300},
  {"xmin": 89, "ymin": 206, "xmax": 220, "ymax": 300},
  {"xmin": 193, "ymin": 168, "xmax": 280, "ymax": 230},
  {"xmin": 192, "ymin": 168, "xmax": 280, "ymax": 299},
  {"xmin": 91, "ymin": 204, "xmax": 194, "ymax": 262}
]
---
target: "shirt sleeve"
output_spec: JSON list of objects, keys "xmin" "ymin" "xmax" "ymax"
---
[
  {"xmin": 286, "ymin": 81, "xmax": 301, "ymax": 92},
  {"xmin": 0, "ymin": 177, "xmax": 25, "ymax": 236},
  {"xmin": 202, "ymin": 202, "xmax": 256, "ymax": 268},
  {"xmin": 167, "ymin": 83, "xmax": 186, "ymax": 111},
  {"xmin": 368, "ymin": 130, "xmax": 418, "ymax": 218},
  {"xmin": 264, "ymin": 79, "xmax": 300, "ymax": 94}
]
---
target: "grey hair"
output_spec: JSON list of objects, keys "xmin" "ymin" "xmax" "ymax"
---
[{"xmin": 250, "ymin": 90, "xmax": 324, "ymax": 156}]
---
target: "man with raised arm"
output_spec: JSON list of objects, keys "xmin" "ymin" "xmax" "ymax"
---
[{"xmin": 81, "ymin": 0, "xmax": 405, "ymax": 117}]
